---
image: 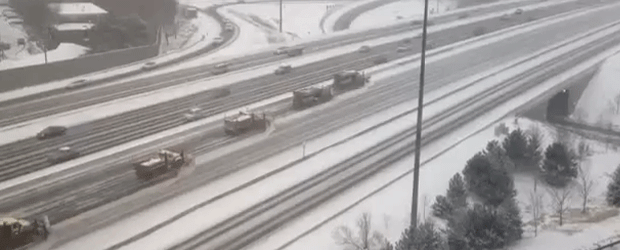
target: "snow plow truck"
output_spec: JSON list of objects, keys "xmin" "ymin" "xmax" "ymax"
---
[
  {"xmin": 1, "ymin": 216, "xmax": 50, "ymax": 250},
  {"xmin": 133, "ymin": 149, "xmax": 186, "ymax": 180},
  {"xmin": 292, "ymin": 84, "xmax": 333, "ymax": 110},
  {"xmin": 332, "ymin": 70, "xmax": 369, "ymax": 93},
  {"xmin": 224, "ymin": 111, "xmax": 268, "ymax": 135}
]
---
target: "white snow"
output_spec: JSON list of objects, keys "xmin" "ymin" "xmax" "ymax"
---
[
  {"xmin": 1, "ymin": 0, "xmax": 615, "ymax": 200},
  {"xmin": 248, "ymin": 38, "xmax": 620, "ymax": 250},
  {"xmin": 53, "ymin": 23, "xmax": 95, "ymax": 31},
  {"xmin": 350, "ymin": 0, "xmax": 458, "ymax": 30},
  {"xmin": 0, "ymin": 43, "xmax": 90, "ymax": 71},
  {"xmin": 48, "ymin": 2, "xmax": 107, "ymax": 15},
  {"xmin": 0, "ymin": 6, "xmax": 29, "ymax": 58},
  {"xmin": 52, "ymin": 18, "xmax": 620, "ymax": 249},
  {"xmin": 573, "ymin": 53, "xmax": 620, "ymax": 129}
]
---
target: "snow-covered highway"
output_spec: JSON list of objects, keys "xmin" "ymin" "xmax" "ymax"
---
[
  {"xmin": 19, "ymin": 1, "xmax": 620, "ymax": 248},
  {"xmin": 0, "ymin": 0, "xmax": 580, "ymax": 190}
]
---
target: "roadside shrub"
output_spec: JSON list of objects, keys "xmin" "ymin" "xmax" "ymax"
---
[
  {"xmin": 494, "ymin": 122, "xmax": 509, "ymax": 136},
  {"xmin": 607, "ymin": 165, "xmax": 620, "ymax": 206},
  {"xmin": 541, "ymin": 142, "xmax": 578, "ymax": 187}
]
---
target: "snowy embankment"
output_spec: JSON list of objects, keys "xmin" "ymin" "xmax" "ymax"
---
[
  {"xmin": 213, "ymin": 1, "xmax": 350, "ymax": 57},
  {"xmin": 573, "ymin": 53, "xmax": 620, "ymax": 129},
  {"xmin": 0, "ymin": 9, "xmax": 220, "ymax": 102},
  {"xmin": 349, "ymin": 0, "xmax": 458, "ymax": 30},
  {"xmin": 0, "ymin": 43, "xmax": 90, "ymax": 71}
]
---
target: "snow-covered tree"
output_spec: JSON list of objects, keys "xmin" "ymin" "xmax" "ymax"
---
[
  {"xmin": 498, "ymin": 197, "xmax": 524, "ymax": 242},
  {"xmin": 447, "ymin": 173, "xmax": 467, "ymax": 209},
  {"xmin": 432, "ymin": 195, "xmax": 454, "ymax": 220},
  {"xmin": 606, "ymin": 165, "xmax": 620, "ymax": 206},
  {"xmin": 525, "ymin": 125, "xmax": 544, "ymax": 171},
  {"xmin": 529, "ymin": 179, "xmax": 544, "ymax": 237},
  {"xmin": 547, "ymin": 185, "xmax": 573, "ymax": 226},
  {"xmin": 541, "ymin": 142, "xmax": 578, "ymax": 187},
  {"xmin": 484, "ymin": 140, "xmax": 516, "ymax": 171},
  {"xmin": 394, "ymin": 221, "xmax": 446, "ymax": 250},
  {"xmin": 503, "ymin": 128, "xmax": 529, "ymax": 169},
  {"xmin": 333, "ymin": 213, "xmax": 388, "ymax": 250},
  {"xmin": 463, "ymin": 152, "xmax": 515, "ymax": 207}
]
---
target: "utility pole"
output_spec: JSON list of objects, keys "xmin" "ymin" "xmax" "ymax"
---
[
  {"xmin": 411, "ymin": 0, "xmax": 430, "ymax": 228},
  {"xmin": 279, "ymin": 0, "xmax": 283, "ymax": 33}
]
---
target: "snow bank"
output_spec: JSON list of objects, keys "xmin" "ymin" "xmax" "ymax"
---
[
  {"xmin": 0, "ymin": 43, "xmax": 90, "ymax": 71},
  {"xmin": 573, "ymin": 53, "xmax": 620, "ymax": 129},
  {"xmin": 350, "ymin": 0, "xmax": 458, "ymax": 30}
]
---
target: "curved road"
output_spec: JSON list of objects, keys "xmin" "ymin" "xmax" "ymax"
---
[
  {"xmin": 0, "ymin": 1, "xmax": 594, "ymax": 183},
  {"xmin": 2, "ymin": 1, "xmax": 617, "ymax": 234}
]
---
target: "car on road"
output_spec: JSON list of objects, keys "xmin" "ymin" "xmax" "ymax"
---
[
  {"xmin": 274, "ymin": 63, "xmax": 292, "ymax": 75},
  {"xmin": 213, "ymin": 36, "xmax": 224, "ymax": 45},
  {"xmin": 287, "ymin": 47, "xmax": 304, "ymax": 57},
  {"xmin": 358, "ymin": 45, "xmax": 371, "ymax": 53},
  {"xmin": 397, "ymin": 46, "xmax": 412, "ymax": 52},
  {"xmin": 514, "ymin": 8, "xmax": 523, "ymax": 15},
  {"xmin": 141, "ymin": 61, "xmax": 158, "ymax": 71},
  {"xmin": 274, "ymin": 46, "xmax": 289, "ymax": 55},
  {"xmin": 225, "ymin": 23, "xmax": 234, "ymax": 32},
  {"xmin": 65, "ymin": 79, "xmax": 91, "ymax": 90},
  {"xmin": 36, "ymin": 126, "xmax": 67, "ymax": 140},
  {"xmin": 212, "ymin": 62, "xmax": 230, "ymax": 75},
  {"xmin": 47, "ymin": 146, "xmax": 80, "ymax": 164},
  {"xmin": 183, "ymin": 107, "xmax": 206, "ymax": 122},
  {"xmin": 373, "ymin": 56, "xmax": 388, "ymax": 65}
]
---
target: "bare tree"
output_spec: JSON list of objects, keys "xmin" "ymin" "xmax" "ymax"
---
[
  {"xmin": 529, "ymin": 179, "xmax": 544, "ymax": 237},
  {"xmin": 333, "ymin": 213, "xmax": 388, "ymax": 250},
  {"xmin": 577, "ymin": 162, "xmax": 595, "ymax": 214},
  {"xmin": 547, "ymin": 185, "xmax": 573, "ymax": 226},
  {"xmin": 608, "ymin": 93, "xmax": 620, "ymax": 115}
]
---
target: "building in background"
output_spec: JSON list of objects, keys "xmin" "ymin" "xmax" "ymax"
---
[{"xmin": 48, "ymin": 2, "xmax": 108, "ymax": 25}]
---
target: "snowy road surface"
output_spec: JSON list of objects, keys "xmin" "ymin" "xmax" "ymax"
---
[
  {"xmin": 42, "ymin": 6, "xmax": 620, "ymax": 250},
  {"xmin": 0, "ymin": 0, "xmax": 583, "ymax": 147},
  {"xmin": 263, "ymin": 40, "xmax": 620, "ymax": 250},
  {"xmin": 0, "ymin": 0, "xmax": 599, "ymax": 200}
]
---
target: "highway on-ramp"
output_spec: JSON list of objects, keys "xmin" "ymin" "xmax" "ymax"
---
[
  {"xmin": 3, "ymin": 4, "xmax": 619, "ymax": 248},
  {"xmin": 0, "ymin": 0, "xmax": 595, "ymax": 184}
]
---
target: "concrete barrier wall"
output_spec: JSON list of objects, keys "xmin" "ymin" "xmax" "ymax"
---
[{"xmin": 0, "ymin": 44, "xmax": 159, "ymax": 91}]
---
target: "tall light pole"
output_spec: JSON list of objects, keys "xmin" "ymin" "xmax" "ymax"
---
[
  {"xmin": 279, "ymin": 0, "xmax": 283, "ymax": 33},
  {"xmin": 411, "ymin": 0, "xmax": 431, "ymax": 228}
]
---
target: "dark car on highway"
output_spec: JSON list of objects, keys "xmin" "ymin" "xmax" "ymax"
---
[
  {"xmin": 47, "ymin": 147, "xmax": 80, "ymax": 164},
  {"xmin": 36, "ymin": 126, "xmax": 67, "ymax": 140}
]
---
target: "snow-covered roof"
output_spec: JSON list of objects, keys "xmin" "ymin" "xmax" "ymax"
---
[
  {"xmin": 54, "ymin": 23, "xmax": 94, "ymax": 31},
  {"xmin": 49, "ymin": 3, "xmax": 107, "ymax": 16}
]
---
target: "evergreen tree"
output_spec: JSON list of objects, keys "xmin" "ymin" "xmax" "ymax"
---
[
  {"xmin": 606, "ymin": 164, "xmax": 620, "ymax": 206},
  {"xmin": 498, "ymin": 197, "xmax": 524, "ymax": 242},
  {"xmin": 503, "ymin": 128, "xmax": 529, "ymax": 168},
  {"xmin": 462, "ymin": 152, "xmax": 516, "ymax": 207},
  {"xmin": 446, "ymin": 173, "xmax": 468, "ymax": 209},
  {"xmin": 525, "ymin": 132, "xmax": 543, "ymax": 170},
  {"xmin": 432, "ymin": 195, "xmax": 453, "ymax": 220},
  {"xmin": 447, "ymin": 203, "xmax": 523, "ymax": 250},
  {"xmin": 542, "ymin": 142, "xmax": 578, "ymax": 187},
  {"xmin": 485, "ymin": 140, "xmax": 516, "ymax": 171},
  {"xmin": 395, "ymin": 221, "xmax": 445, "ymax": 250}
]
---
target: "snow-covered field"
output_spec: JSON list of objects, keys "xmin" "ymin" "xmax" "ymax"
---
[
  {"xmin": 0, "ymin": 43, "xmax": 90, "ymax": 70},
  {"xmin": 573, "ymin": 53, "xmax": 620, "ymax": 130},
  {"xmin": 350, "ymin": 0, "xmax": 458, "ymax": 30}
]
